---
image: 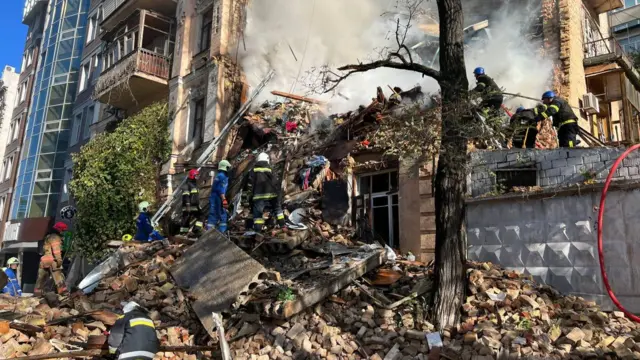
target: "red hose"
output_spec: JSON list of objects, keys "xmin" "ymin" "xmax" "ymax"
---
[{"xmin": 598, "ymin": 144, "xmax": 640, "ymax": 322}]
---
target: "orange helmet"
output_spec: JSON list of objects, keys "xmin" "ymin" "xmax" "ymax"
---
[
  {"xmin": 53, "ymin": 222, "xmax": 68, "ymax": 232},
  {"xmin": 188, "ymin": 169, "xmax": 199, "ymax": 180}
]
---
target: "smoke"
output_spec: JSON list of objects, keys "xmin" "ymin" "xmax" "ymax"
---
[{"xmin": 241, "ymin": 0, "xmax": 552, "ymax": 114}]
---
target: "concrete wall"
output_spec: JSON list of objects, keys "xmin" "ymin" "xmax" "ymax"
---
[
  {"xmin": 466, "ymin": 184, "xmax": 640, "ymax": 311},
  {"xmin": 469, "ymin": 148, "xmax": 640, "ymax": 197}
]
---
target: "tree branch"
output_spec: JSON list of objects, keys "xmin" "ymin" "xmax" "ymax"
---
[{"xmin": 337, "ymin": 59, "xmax": 442, "ymax": 81}]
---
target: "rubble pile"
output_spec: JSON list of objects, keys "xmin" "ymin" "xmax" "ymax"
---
[{"xmin": 0, "ymin": 241, "xmax": 210, "ymax": 359}]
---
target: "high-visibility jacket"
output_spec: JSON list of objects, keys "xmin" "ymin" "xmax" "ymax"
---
[
  {"xmin": 40, "ymin": 232, "xmax": 63, "ymax": 269},
  {"xmin": 248, "ymin": 161, "xmax": 279, "ymax": 200},
  {"xmin": 108, "ymin": 308, "xmax": 159, "ymax": 360},
  {"xmin": 1, "ymin": 267, "xmax": 21, "ymax": 296},
  {"xmin": 535, "ymin": 97, "xmax": 578, "ymax": 128}
]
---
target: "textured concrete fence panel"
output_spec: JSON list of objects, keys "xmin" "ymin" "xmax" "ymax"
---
[{"xmin": 466, "ymin": 185, "xmax": 640, "ymax": 312}]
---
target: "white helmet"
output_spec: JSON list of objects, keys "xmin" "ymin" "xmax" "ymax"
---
[
  {"xmin": 257, "ymin": 152, "xmax": 270, "ymax": 164},
  {"xmin": 122, "ymin": 301, "xmax": 141, "ymax": 313}
]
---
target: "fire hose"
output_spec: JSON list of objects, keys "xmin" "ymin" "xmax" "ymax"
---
[{"xmin": 598, "ymin": 143, "xmax": 640, "ymax": 323}]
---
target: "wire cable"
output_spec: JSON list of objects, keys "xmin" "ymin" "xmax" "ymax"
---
[{"xmin": 597, "ymin": 143, "xmax": 640, "ymax": 323}]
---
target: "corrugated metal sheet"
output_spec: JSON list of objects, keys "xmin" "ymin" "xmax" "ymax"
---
[{"xmin": 102, "ymin": 0, "xmax": 127, "ymax": 21}]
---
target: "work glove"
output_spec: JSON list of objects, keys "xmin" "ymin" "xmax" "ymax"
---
[{"xmin": 222, "ymin": 199, "xmax": 229, "ymax": 209}]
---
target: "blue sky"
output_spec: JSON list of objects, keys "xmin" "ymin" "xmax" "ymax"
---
[{"xmin": 0, "ymin": 2, "xmax": 27, "ymax": 70}]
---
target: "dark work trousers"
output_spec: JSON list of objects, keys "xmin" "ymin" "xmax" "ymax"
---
[
  {"xmin": 513, "ymin": 128, "xmax": 538, "ymax": 149},
  {"xmin": 558, "ymin": 123, "xmax": 579, "ymax": 148},
  {"xmin": 480, "ymin": 96, "xmax": 504, "ymax": 112},
  {"xmin": 252, "ymin": 198, "xmax": 285, "ymax": 232}
]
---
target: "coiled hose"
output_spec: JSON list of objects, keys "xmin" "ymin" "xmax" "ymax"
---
[{"xmin": 597, "ymin": 143, "xmax": 640, "ymax": 322}]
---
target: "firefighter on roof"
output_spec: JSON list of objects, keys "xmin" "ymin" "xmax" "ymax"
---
[
  {"xmin": 510, "ymin": 104, "xmax": 547, "ymax": 149},
  {"xmin": 470, "ymin": 67, "xmax": 504, "ymax": 112},
  {"xmin": 536, "ymin": 91, "xmax": 580, "ymax": 148}
]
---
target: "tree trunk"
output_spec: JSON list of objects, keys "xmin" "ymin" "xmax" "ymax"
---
[{"xmin": 432, "ymin": 0, "xmax": 469, "ymax": 330}]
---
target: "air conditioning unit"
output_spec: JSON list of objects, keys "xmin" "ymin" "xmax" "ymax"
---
[{"xmin": 583, "ymin": 93, "xmax": 600, "ymax": 115}]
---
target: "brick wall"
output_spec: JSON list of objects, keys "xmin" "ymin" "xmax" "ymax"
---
[{"xmin": 469, "ymin": 148, "xmax": 640, "ymax": 197}]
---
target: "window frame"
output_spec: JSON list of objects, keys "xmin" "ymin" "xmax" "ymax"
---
[
  {"xmin": 356, "ymin": 170, "xmax": 400, "ymax": 247},
  {"xmin": 199, "ymin": 8, "xmax": 213, "ymax": 52}
]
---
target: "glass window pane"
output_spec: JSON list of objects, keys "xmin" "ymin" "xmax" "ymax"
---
[
  {"xmin": 47, "ymin": 106, "xmax": 63, "ymax": 122},
  {"xmin": 360, "ymin": 176, "xmax": 370, "ymax": 194},
  {"xmin": 372, "ymin": 173, "xmax": 390, "ymax": 193},
  {"xmin": 41, "ymin": 132, "xmax": 59, "ymax": 153},
  {"xmin": 58, "ymin": 39, "xmax": 74, "ymax": 59},
  {"xmin": 46, "ymin": 196, "xmax": 59, "ymax": 217},
  {"xmin": 392, "ymin": 194, "xmax": 398, "ymax": 205},
  {"xmin": 55, "ymin": 59, "xmax": 71, "ymax": 75},
  {"xmin": 29, "ymin": 195, "xmax": 48, "ymax": 217},
  {"xmin": 373, "ymin": 207, "xmax": 390, "ymax": 245},
  {"xmin": 49, "ymin": 84, "xmax": 66, "ymax": 106},
  {"xmin": 390, "ymin": 171, "xmax": 398, "ymax": 190},
  {"xmin": 373, "ymin": 196, "xmax": 388, "ymax": 207},
  {"xmin": 38, "ymin": 154, "xmax": 55, "ymax": 170},
  {"xmin": 54, "ymin": 153, "xmax": 67, "ymax": 169},
  {"xmin": 34, "ymin": 181, "xmax": 51, "ymax": 194}
]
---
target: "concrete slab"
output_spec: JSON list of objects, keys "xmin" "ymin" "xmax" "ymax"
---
[{"xmin": 170, "ymin": 230, "xmax": 269, "ymax": 337}]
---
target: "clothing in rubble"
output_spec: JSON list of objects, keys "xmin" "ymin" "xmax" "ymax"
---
[
  {"xmin": 536, "ymin": 95, "xmax": 579, "ymax": 148},
  {"xmin": 181, "ymin": 177, "xmax": 204, "ymax": 235},
  {"xmin": 2, "ymin": 267, "xmax": 22, "ymax": 297},
  {"xmin": 108, "ymin": 302, "xmax": 159, "ymax": 360},
  {"xmin": 510, "ymin": 105, "xmax": 546, "ymax": 149},
  {"xmin": 471, "ymin": 74, "xmax": 504, "ymax": 111},
  {"xmin": 208, "ymin": 170, "xmax": 229, "ymax": 232},
  {"xmin": 249, "ymin": 157, "xmax": 285, "ymax": 232},
  {"xmin": 35, "ymin": 223, "xmax": 67, "ymax": 295}
]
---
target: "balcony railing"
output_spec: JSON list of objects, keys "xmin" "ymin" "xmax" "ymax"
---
[
  {"xmin": 136, "ymin": 48, "xmax": 170, "ymax": 79},
  {"xmin": 584, "ymin": 36, "xmax": 634, "ymax": 67}
]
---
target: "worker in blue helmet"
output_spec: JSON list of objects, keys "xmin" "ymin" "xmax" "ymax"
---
[
  {"xmin": 535, "ymin": 90, "xmax": 580, "ymax": 148},
  {"xmin": 470, "ymin": 67, "xmax": 504, "ymax": 113},
  {"xmin": 509, "ymin": 104, "xmax": 547, "ymax": 149}
]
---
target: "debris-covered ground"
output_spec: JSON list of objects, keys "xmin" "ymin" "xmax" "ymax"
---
[{"xmin": 1, "ymin": 93, "xmax": 637, "ymax": 360}]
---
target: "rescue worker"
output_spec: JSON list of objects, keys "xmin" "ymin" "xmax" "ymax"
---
[
  {"xmin": 181, "ymin": 169, "xmax": 204, "ymax": 235},
  {"xmin": 35, "ymin": 222, "xmax": 67, "ymax": 295},
  {"xmin": 509, "ymin": 105, "xmax": 546, "ymax": 149},
  {"xmin": 108, "ymin": 301, "xmax": 159, "ymax": 360},
  {"xmin": 470, "ymin": 67, "xmax": 504, "ymax": 112},
  {"xmin": 536, "ymin": 91, "xmax": 580, "ymax": 148},
  {"xmin": 249, "ymin": 152, "xmax": 286, "ymax": 232},
  {"xmin": 208, "ymin": 160, "xmax": 231, "ymax": 232},
  {"xmin": 2, "ymin": 257, "xmax": 22, "ymax": 297},
  {"xmin": 135, "ymin": 201, "xmax": 154, "ymax": 241}
]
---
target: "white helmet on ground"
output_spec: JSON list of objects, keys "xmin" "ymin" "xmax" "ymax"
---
[
  {"xmin": 122, "ymin": 301, "xmax": 141, "ymax": 313},
  {"xmin": 257, "ymin": 152, "xmax": 270, "ymax": 164}
]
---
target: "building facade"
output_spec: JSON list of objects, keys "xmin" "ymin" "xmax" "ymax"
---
[
  {"xmin": 0, "ymin": 67, "xmax": 21, "ymax": 193},
  {"xmin": 610, "ymin": 1, "xmax": 640, "ymax": 53}
]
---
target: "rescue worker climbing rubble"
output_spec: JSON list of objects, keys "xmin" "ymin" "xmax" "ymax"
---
[
  {"xmin": 470, "ymin": 67, "xmax": 504, "ymax": 113},
  {"xmin": 35, "ymin": 222, "xmax": 67, "ymax": 295},
  {"xmin": 208, "ymin": 160, "xmax": 231, "ymax": 232},
  {"xmin": 509, "ymin": 105, "xmax": 547, "ymax": 149},
  {"xmin": 181, "ymin": 169, "xmax": 203, "ymax": 236},
  {"xmin": 2, "ymin": 257, "xmax": 22, "ymax": 297},
  {"xmin": 249, "ymin": 152, "xmax": 286, "ymax": 233},
  {"xmin": 108, "ymin": 301, "xmax": 159, "ymax": 360},
  {"xmin": 535, "ymin": 91, "xmax": 580, "ymax": 148}
]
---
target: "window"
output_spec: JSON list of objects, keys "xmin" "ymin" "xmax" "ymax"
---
[
  {"xmin": 79, "ymin": 62, "xmax": 90, "ymax": 92},
  {"xmin": 83, "ymin": 105, "xmax": 94, "ymax": 140},
  {"xmin": 357, "ymin": 171, "xmax": 399, "ymax": 247},
  {"xmin": 21, "ymin": 54, "xmax": 27, "ymax": 72},
  {"xmin": 4, "ymin": 156, "xmax": 13, "ymax": 181},
  {"xmin": 0, "ymin": 196, "xmax": 5, "ymax": 220},
  {"xmin": 8, "ymin": 121, "xmax": 15, "ymax": 143},
  {"xmin": 71, "ymin": 112, "xmax": 82, "ymax": 145},
  {"xmin": 213, "ymin": 6, "xmax": 221, "ymax": 35},
  {"xmin": 12, "ymin": 117, "xmax": 20, "ymax": 141},
  {"xmin": 61, "ymin": 169, "xmax": 72, "ymax": 202},
  {"xmin": 199, "ymin": 8, "xmax": 213, "ymax": 52},
  {"xmin": 17, "ymin": 82, "xmax": 27, "ymax": 104},
  {"xmin": 86, "ymin": 9, "xmax": 101, "ymax": 44},
  {"xmin": 192, "ymin": 99, "xmax": 205, "ymax": 146},
  {"xmin": 27, "ymin": 48, "xmax": 33, "ymax": 67}
]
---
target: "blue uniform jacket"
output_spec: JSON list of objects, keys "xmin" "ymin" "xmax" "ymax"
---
[
  {"xmin": 2, "ymin": 268, "xmax": 22, "ymax": 296},
  {"xmin": 134, "ymin": 212, "xmax": 154, "ymax": 241},
  {"xmin": 211, "ymin": 171, "xmax": 229, "ymax": 197}
]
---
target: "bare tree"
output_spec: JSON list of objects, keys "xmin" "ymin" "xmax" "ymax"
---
[{"xmin": 321, "ymin": 0, "xmax": 471, "ymax": 329}]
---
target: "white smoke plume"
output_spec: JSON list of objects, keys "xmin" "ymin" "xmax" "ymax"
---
[{"xmin": 240, "ymin": 0, "xmax": 553, "ymax": 114}]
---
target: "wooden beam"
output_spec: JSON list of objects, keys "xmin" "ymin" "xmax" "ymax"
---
[{"xmin": 270, "ymin": 91, "xmax": 325, "ymax": 104}]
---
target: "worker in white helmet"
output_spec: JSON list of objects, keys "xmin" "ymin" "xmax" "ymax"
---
[
  {"xmin": 2, "ymin": 257, "xmax": 22, "ymax": 296},
  {"xmin": 248, "ymin": 152, "xmax": 286, "ymax": 232},
  {"xmin": 108, "ymin": 301, "xmax": 159, "ymax": 360}
]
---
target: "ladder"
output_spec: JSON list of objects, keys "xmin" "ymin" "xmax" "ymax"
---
[{"xmin": 151, "ymin": 70, "xmax": 276, "ymax": 226}]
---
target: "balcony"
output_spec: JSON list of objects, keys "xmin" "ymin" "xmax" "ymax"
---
[
  {"xmin": 94, "ymin": 48, "xmax": 170, "ymax": 110},
  {"xmin": 102, "ymin": 0, "xmax": 177, "ymax": 31},
  {"xmin": 583, "ymin": 0, "xmax": 622, "ymax": 14},
  {"xmin": 22, "ymin": 0, "xmax": 47, "ymax": 25},
  {"xmin": 94, "ymin": 10, "xmax": 174, "ymax": 110}
]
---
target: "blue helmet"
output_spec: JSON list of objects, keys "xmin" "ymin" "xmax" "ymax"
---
[
  {"xmin": 473, "ymin": 67, "xmax": 485, "ymax": 75},
  {"xmin": 541, "ymin": 90, "xmax": 556, "ymax": 100},
  {"xmin": 516, "ymin": 106, "xmax": 525, "ymax": 113}
]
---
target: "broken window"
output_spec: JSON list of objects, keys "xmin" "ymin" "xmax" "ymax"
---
[
  {"xmin": 494, "ymin": 168, "xmax": 537, "ymax": 192},
  {"xmin": 199, "ymin": 8, "xmax": 213, "ymax": 52},
  {"xmin": 357, "ymin": 170, "xmax": 399, "ymax": 247}
]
